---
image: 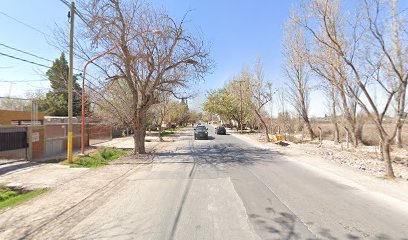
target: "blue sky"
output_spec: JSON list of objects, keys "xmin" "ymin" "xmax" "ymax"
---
[{"xmin": 0, "ymin": 0, "xmax": 329, "ymax": 116}]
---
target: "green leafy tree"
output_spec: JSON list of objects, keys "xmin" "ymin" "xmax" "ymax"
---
[
  {"xmin": 39, "ymin": 53, "xmax": 82, "ymax": 116},
  {"xmin": 166, "ymin": 100, "xmax": 190, "ymax": 126},
  {"xmin": 204, "ymin": 88, "xmax": 241, "ymax": 127}
]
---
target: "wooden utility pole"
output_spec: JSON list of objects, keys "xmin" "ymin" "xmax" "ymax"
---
[{"xmin": 67, "ymin": 1, "xmax": 75, "ymax": 163}]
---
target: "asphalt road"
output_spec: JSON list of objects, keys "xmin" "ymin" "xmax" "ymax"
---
[{"xmin": 13, "ymin": 125, "xmax": 408, "ymax": 240}]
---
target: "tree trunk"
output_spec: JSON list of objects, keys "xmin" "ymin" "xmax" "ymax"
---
[
  {"xmin": 396, "ymin": 125, "xmax": 403, "ymax": 148},
  {"xmin": 255, "ymin": 110, "xmax": 270, "ymax": 142},
  {"xmin": 355, "ymin": 123, "xmax": 364, "ymax": 146},
  {"xmin": 237, "ymin": 120, "xmax": 242, "ymax": 132},
  {"xmin": 349, "ymin": 128, "xmax": 358, "ymax": 147},
  {"xmin": 344, "ymin": 124, "xmax": 358, "ymax": 147},
  {"xmin": 338, "ymin": 86, "xmax": 359, "ymax": 147},
  {"xmin": 158, "ymin": 125, "xmax": 163, "ymax": 142},
  {"xmin": 133, "ymin": 110, "xmax": 147, "ymax": 154},
  {"xmin": 382, "ymin": 139, "xmax": 395, "ymax": 178},
  {"xmin": 333, "ymin": 122, "xmax": 340, "ymax": 144},
  {"xmin": 305, "ymin": 120, "xmax": 314, "ymax": 140},
  {"xmin": 330, "ymin": 82, "xmax": 339, "ymax": 144}
]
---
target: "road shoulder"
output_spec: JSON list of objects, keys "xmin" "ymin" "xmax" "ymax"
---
[{"xmin": 230, "ymin": 132, "xmax": 408, "ymax": 213}]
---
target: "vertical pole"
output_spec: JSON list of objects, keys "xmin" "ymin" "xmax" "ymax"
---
[
  {"xmin": 67, "ymin": 1, "xmax": 75, "ymax": 163},
  {"xmin": 318, "ymin": 126, "xmax": 322, "ymax": 147},
  {"xmin": 346, "ymin": 131, "xmax": 349, "ymax": 149},
  {"xmin": 81, "ymin": 68, "xmax": 86, "ymax": 155},
  {"xmin": 239, "ymin": 81, "xmax": 243, "ymax": 134},
  {"xmin": 270, "ymin": 91, "xmax": 273, "ymax": 134}
]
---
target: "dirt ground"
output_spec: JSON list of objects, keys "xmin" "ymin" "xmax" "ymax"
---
[{"xmin": 235, "ymin": 131, "xmax": 408, "ymax": 181}]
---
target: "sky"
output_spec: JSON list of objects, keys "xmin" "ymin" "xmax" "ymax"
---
[{"xmin": 0, "ymin": 0, "xmax": 329, "ymax": 117}]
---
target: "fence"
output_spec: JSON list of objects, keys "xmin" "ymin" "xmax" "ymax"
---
[
  {"xmin": 0, "ymin": 126, "xmax": 28, "ymax": 160},
  {"xmin": 43, "ymin": 123, "xmax": 112, "ymax": 158},
  {"xmin": 44, "ymin": 124, "xmax": 83, "ymax": 158},
  {"xmin": 88, "ymin": 124, "xmax": 112, "ymax": 145},
  {"xmin": 0, "ymin": 123, "xmax": 112, "ymax": 161}
]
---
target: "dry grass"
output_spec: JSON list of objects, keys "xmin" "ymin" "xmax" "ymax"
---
[{"xmin": 307, "ymin": 122, "xmax": 408, "ymax": 147}]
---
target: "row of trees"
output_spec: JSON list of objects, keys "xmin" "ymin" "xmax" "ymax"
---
[
  {"xmin": 282, "ymin": 0, "xmax": 407, "ymax": 178},
  {"xmin": 148, "ymin": 97, "xmax": 201, "ymax": 140},
  {"xmin": 205, "ymin": 0, "xmax": 407, "ymax": 178},
  {"xmin": 204, "ymin": 58, "xmax": 273, "ymax": 142}
]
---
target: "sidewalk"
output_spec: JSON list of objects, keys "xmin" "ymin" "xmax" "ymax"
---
[
  {"xmin": 0, "ymin": 129, "xmax": 185, "ymax": 239},
  {"xmin": 230, "ymin": 132, "xmax": 408, "ymax": 211},
  {"xmin": 93, "ymin": 132, "xmax": 169, "ymax": 149},
  {"xmin": 0, "ymin": 160, "xmax": 88, "ymax": 190},
  {"xmin": 0, "ymin": 130, "xmax": 183, "ymax": 190}
]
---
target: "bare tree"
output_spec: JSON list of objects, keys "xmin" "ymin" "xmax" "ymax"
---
[
  {"xmin": 365, "ymin": 0, "xmax": 408, "ymax": 148},
  {"xmin": 92, "ymin": 79, "xmax": 133, "ymax": 128},
  {"xmin": 323, "ymin": 79, "xmax": 340, "ymax": 143},
  {"xmin": 78, "ymin": 0, "xmax": 210, "ymax": 154},
  {"xmin": 308, "ymin": 34, "xmax": 363, "ymax": 146},
  {"xmin": 148, "ymin": 93, "xmax": 171, "ymax": 141},
  {"xmin": 283, "ymin": 10, "xmax": 315, "ymax": 140},
  {"xmin": 301, "ymin": 0, "xmax": 408, "ymax": 177},
  {"xmin": 250, "ymin": 57, "xmax": 273, "ymax": 142}
]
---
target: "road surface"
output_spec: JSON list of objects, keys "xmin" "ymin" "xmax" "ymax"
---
[{"xmin": 1, "ymin": 125, "xmax": 407, "ymax": 240}]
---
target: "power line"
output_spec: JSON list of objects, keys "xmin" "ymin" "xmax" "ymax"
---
[
  {"xmin": 0, "ymin": 45, "xmax": 100, "ymax": 81},
  {"xmin": 0, "ymin": 11, "xmax": 49, "ymax": 37},
  {"xmin": 0, "ymin": 43, "xmax": 53, "ymax": 63},
  {"xmin": 58, "ymin": 0, "xmax": 71, "ymax": 8},
  {"xmin": 0, "ymin": 79, "xmax": 49, "ymax": 83},
  {"xmin": 0, "ymin": 10, "xmax": 97, "ymax": 75},
  {"xmin": 59, "ymin": 0, "xmax": 92, "ymax": 29},
  {"xmin": 0, "ymin": 96, "xmax": 31, "ymax": 100},
  {"xmin": 0, "ymin": 52, "xmax": 51, "ymax": 69}
]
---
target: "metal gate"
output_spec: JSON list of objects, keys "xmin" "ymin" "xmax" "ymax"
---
[{"xmin": 0, "ymin": 126, "xmax": 28, "ymax": 160}]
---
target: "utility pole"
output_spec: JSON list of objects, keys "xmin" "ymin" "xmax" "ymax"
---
[
  {"xmin": 67, "ymin": 1, "xmax": 75, "ymax": 163},
  {"xmin": 239, "ymin": 80, "xmax": 243, "ymax": 134}
]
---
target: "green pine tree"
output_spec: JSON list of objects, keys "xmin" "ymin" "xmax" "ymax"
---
[{"xmin": 40, "ymin": 53, "xmax": 82, "ymax": 116}]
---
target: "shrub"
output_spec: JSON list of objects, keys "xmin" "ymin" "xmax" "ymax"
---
[
  {"xmin": 71, "ymin": 148, "xmax": 129, "ymax": 168},
  {"xmin": 0, "ymin": 190, "xmax": 18, "ymax": 201}
]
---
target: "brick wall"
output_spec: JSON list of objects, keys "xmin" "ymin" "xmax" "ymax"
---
[
  {"xmin": 31, "ymin": 127, "xmax": 44, "ymax": 160},
  {"xmin": 0, "ymin": 110, "xmax": 44, "ymax": 125}
]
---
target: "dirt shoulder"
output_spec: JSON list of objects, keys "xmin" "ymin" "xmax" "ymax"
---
[{"xmin": 230, "ymin": 131, "xmax": 408, "ymax": 208}]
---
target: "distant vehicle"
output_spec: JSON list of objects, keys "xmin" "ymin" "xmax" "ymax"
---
[
  {"xmin": 194, "ymin": 125, "xmax": 208, "ymax": 140},
  {"xmin": 215, "ymin": 126, "xmax": 226, "ymax": 135}
]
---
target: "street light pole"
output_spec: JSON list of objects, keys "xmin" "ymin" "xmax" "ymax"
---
[
  {"xmin": 67, "ymin": 1, "xmax": 75, "ymax": 163},
  {"xmin": 80, "ymin": 30, "xmax": 162, "ymax": 155}
]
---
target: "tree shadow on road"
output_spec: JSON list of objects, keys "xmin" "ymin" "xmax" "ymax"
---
[
  {"xmin": 249, "ymin": 206, "xmax": 405, "ymax": 240},
  {"xmin": 154, "ymin": 143, "xmax": 282, "ymax": 168}
]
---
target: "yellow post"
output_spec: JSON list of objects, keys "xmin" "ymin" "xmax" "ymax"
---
[
  {"xmin": 67, "ymin": 1, "xmax": 75, "ymax": 163},
  {"xmin": 67, "ymin": 131, "xmax": 73, "ymax": 162}
]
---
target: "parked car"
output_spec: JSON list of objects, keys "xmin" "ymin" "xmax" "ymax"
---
[
  {"xmin": 194, "ymin": 125, "xmax": 208, "ymax": 140},
  {"xmin": 215, "ymin": 126, "xmax": 226, "ymax": 135}
]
